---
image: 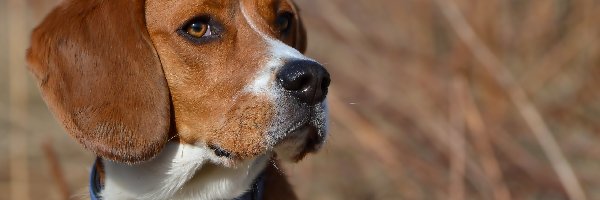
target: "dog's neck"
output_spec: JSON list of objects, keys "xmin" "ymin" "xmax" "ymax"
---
[{"xmin": 99, "ymin": 142, "xmax": 271, "ymax": 200}]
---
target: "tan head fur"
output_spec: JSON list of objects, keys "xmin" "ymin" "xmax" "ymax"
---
[{"xmin": 27, "ymin": 0, "xmax": 327, "ymax": 164}]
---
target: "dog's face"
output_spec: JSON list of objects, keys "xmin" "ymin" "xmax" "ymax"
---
[
  {"xmin": 27, "ymin": 0, "xmax": 329, "ymax": 164},
  {"xmin": 146, "ymin": 0, "xmax": 329, "ymax": 161}
]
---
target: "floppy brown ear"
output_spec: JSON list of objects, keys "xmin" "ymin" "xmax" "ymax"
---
[
  {"xmin": 295, "ymin": 17, "xmax": 308, "ymax": 54},
  {"xmin": 27, "ymin": 0, "xmax": 170, "ymax": 164},
  {"xmin": 293, "ymin": 6, "xmax": 308, "ymax": 53}
]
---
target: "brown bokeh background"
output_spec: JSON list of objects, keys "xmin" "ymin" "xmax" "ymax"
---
[{"xmin": 2, "ymin": 0, "xmax": 600, "ymax": 199}]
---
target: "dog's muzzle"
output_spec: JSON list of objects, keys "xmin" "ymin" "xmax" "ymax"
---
[
  {"xmin": 271, "ymin": 59, "xmax": 331, "ymax": 161},
  {"xmin": 210, "ymin": 59, "xmax": 331, "ymax": 161}
]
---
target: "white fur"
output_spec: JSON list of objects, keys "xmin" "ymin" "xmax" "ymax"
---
[
  {"xmin": 99, "ymin": 4, "xmax": 327, "ymax": 200},
  {"xmin": 101, "ymin": 142, "xmax": 270, "ymax": 200},
  {"xmin": 240, "ymin": 1, "xmax": 328, "ymax": 150},
  {"xmin": 240, "ymin": 1, "xmax": 313, "ymax": 96}
]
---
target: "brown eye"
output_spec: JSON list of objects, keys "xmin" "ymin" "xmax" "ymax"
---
[
  {"xmin": 178, "ymin": 16, "xmax": 222, "ymax": 44},
  {"xmin": 276, "ymin": 12, "xmax": 294, "ymax": 34},
  {"xmin": 185, "ymin": 21, "xmax": 210, "ymax": 38}
]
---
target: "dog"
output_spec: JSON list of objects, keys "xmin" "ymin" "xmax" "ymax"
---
[{"xmin": 26, "ymin": 0, "xmax": 330, "ymax": 199}]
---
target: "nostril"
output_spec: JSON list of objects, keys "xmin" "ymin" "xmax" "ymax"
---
[
  {"xmin": 279, "ymin": 71, "xmax": 312, "ymax": 91},
  {"xmin": 296, "ymin": 74, "xmax": 312, "ymax": 90},
  {"xmin": 295, "ymin": 74, "xmax": 312, "ymax": 91},
  {"xmin": 321, "ymin": 76, "xmax": 331, "ymax": 92}
]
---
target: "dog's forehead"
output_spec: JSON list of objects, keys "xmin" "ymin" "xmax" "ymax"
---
[{"xmin": 145, "ymin": 0, "xmax": 295, "ymax": 24}]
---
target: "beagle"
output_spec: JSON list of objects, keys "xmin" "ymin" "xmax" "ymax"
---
[{"xmin": 26, "ymin": 0, "xmax": 330, "ymax": 199}]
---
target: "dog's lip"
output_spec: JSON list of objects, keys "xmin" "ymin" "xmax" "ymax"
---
[
  {"xmin": 274, "ymin": 123, "xmax": 325, "ymax": 162},
  {"xmin": 292, "ymin": 124, "xmax": 321, "ymax": 161},
  {"xmin": 275, "ymin": 123, "xmax": 323, "ymax": 161},
  {"xmin": 207, "ymin": 120, "xmax": 324, "ymax": 161}
]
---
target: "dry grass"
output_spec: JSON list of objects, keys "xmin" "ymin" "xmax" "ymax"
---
[{"xmin": 2, "ymin": 0, "xmax": 600, "ymax": 199}]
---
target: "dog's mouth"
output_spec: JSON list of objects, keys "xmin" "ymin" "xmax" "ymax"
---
[
  {"xmin": 206, "ymin": 92, "xmax": 329, "ymax": 163},
  {"xmin": 291, "ymin": 124, "xmax": 322, "ymax": 161},
  {"xmin": 272, "ymin": 122, "xmax": 325, "ymax": 162},
  {"xmin": 207, "ymin": 123, "xmax": 324, "ymax": 161},
  {"xmin": 207, "ymin": 122, "xmax": 324, "ymax": 163}
]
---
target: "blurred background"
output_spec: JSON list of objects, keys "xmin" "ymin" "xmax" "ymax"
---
[{"xmin": 2, "ymin": 0, "xmax": 600, "ymax": 199}]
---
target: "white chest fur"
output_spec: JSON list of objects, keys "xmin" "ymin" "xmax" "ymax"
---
[{"xmin": 100, "ymin": 142, "xmax": 270, "ymax": 200}]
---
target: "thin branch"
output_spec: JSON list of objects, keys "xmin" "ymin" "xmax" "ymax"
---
[
  {"xmin": 42, "ymin": 140, "xmax": 71, "ymax": 200},
  {"xmin": 461, "ymin": 77, "xmax": 512, "ymax": 200},
  {"xmin": 448, "ymin": 78, "xmax": 467, "ymax": 200},
  {"xmin": 8, "ymin": 0, "xmax": 30, "ymax": 199}
]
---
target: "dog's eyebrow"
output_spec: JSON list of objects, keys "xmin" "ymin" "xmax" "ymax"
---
[{"xmin": 200, "ymin": 0, "xmax": 226, "ymax": 9}]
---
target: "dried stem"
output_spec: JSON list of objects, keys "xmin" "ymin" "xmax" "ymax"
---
[
  {"xmin": 461, "ymin": 77, "xmax": 512, "ymax": 200},
  {"xmin": 8, "ymin": 0, "xmax": 30, "ymax": 199},
  {"xmin": 42, "ymin": 140, "xmax": 70, "ymax": 200},
  {"xmin": 448, "ymin": 78, "xmax": 467, "ymax": 200}
]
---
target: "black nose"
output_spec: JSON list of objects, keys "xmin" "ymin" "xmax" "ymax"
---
[{"xmin": 276, "ymin": 60, "xmax": 331, "ymax": 105}]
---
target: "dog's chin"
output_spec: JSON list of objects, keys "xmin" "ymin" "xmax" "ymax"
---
[
  {"xmin": 206, "ymin": 124, "xmax": 323, "ymax": 167},
  {"xmin": 206, "ymin": 99, "xmax": 328, "ymax": 164},
  {"xmin": 270, "ymin": 100, "xmax": 329, "ymax": 162},
  {"xmin": 273, "ymin": 124, "xmax": 325, "ymax": 162}
]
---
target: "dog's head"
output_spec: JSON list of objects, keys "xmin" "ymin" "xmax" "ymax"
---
[{"xmin": 27, "ymin": 0, "xmax": 330, "ymax": 164}]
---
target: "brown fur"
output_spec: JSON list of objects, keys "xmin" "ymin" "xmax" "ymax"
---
[
  {"xmin": 28, "ymin": 0, "xmax": 308, "ymax": 198},
  {"xmin": 27, "ymin": 0, "xmax": 170, "ymax": 164},
  {"xmin": 28, "ymin": 0, "xmax": 306, "ymax": 163},
  {"xmin": 145, "ymin": 0, "xmax": 306, "ymax": 159}
]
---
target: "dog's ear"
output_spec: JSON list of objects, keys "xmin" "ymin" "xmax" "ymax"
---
[
  {"xmin": 27, "ymin": 0, "xmax": 170, "ymax": 164},
  {"xmin": 293, "ymin": 6, "xmax": 308, "ymax": 53}
]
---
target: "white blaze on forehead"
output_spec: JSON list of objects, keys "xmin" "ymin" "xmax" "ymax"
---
[
  {"xmin": 239, "ymin": 1, "xmax": 329, "ymax": 152},
  {"xmin": 239, "ymin": 0, "xmax": 314, "ymax": 95}
]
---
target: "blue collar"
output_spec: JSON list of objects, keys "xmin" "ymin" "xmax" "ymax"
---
[
  {"xmin": 89, "ymin": 158, "xmax": 266, "ymax": 200},
  {"xmin": 89, "ymin": 158, "xmax": 102, "ymax": 200}
]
